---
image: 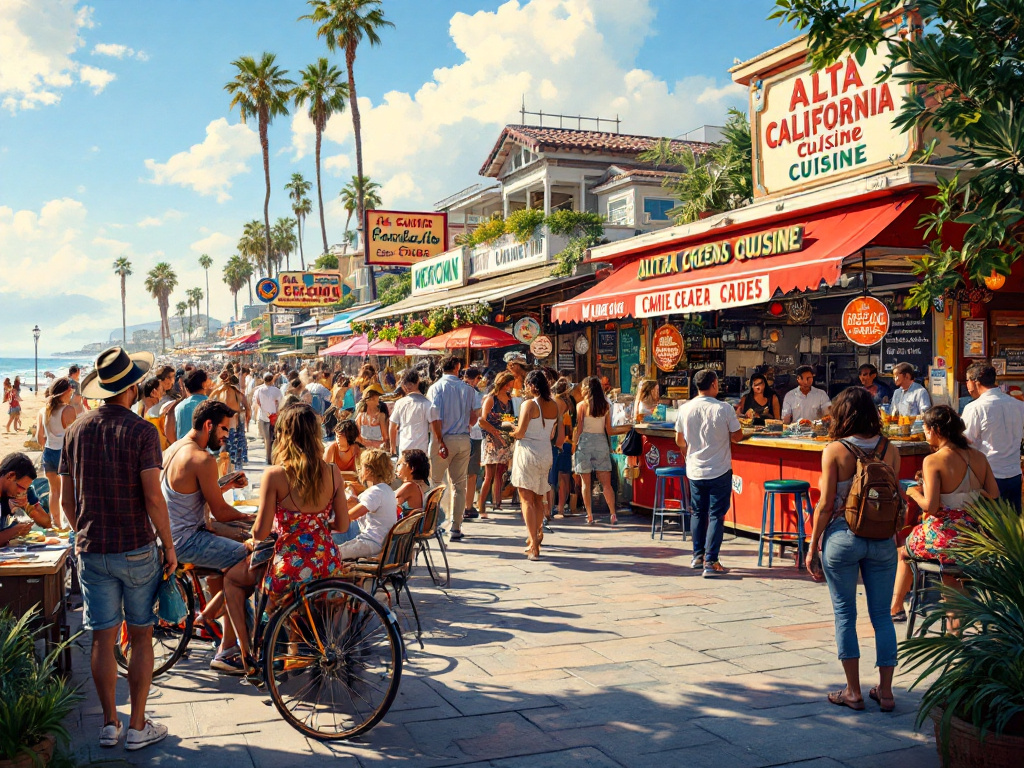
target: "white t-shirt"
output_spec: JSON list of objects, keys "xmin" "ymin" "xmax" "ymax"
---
[
  {"xmin": 389, "ymin": 392, "xmax": 437, "ymax": 454},
  {"xmin": 674, "ymin": 395, "xmax": 741, "ymax": 481},
  {"xmin": 781, "ymin": 386, "xmax": 831, "ymax": 422},
  {"xmin": 356, "ymin": 483, "xmax": 398, "ymax": 545},
  {"xmin": 963, "ymin": 388, "xmax": 1024, "ymax": 479},
  {"xmin": 253, "ymin": 384, "xmax": 282, "ymax": 423}
]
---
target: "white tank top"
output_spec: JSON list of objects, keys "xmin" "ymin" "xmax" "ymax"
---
[{"xmin": 45, "ymin": 406, "xmax": 68, "ymax": 450}]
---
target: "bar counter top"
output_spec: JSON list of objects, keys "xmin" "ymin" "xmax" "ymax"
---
[{"xmin": 633, "ymin": 423, "xmax": 931, "ymax": 455}]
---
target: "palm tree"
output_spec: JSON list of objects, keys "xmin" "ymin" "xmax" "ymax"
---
[
  {"xmin": 293, "ymin": 58, "xmax": 348, "ymax": 258},
  {"xmin": 175, "ymin": 302, "xmax": 188, "ymax": 345},
  {"xmin": 112, "ymin": 257, "xmax": 132, "ymax": 345},
  {"xmin": 295, "ymin": 196, "xmax": 313, "ymax": 269},
  {"xmin": 339, "ymin": 175, "xmax": 381, "ymax": 249},
  {"xmin": 223, "ymin": 255, "xmax": 250, "ymax": 320},
  {"xmin": 285, "ymin": 173, "xmax": 313, "ymax": 268},
  {"xmin": 239, "ymin": 219, "xmax": 268, "ymax": 276},
  {"xmin": 225, "ymin": 53, "xmax": 294, "ymax": 278},
  {"xmin": 301, "ymin": 0, "xmax": 393, "ymax": 296},
  {"xmin": 198, "ymin": 253, "xmax": 213, "ymax": 336},
  {"xmin": 187, "ymin": 287, "xmax": 204, "ymax": 341},
  {"xmin": 273, "ymin": 217, "xmax": 298, "ymax": 271},
  {"xmin": 144, "ymin": 262, "xmax": 178, "ymax": 352}
]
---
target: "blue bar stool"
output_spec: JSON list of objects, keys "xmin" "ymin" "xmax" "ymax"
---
[
  {"xmin": 758, "ymin": 479, "xmax": 812, "ymax": 568},
  {"xmin": 651, "ymin": 466, "xmax": 689, "ymax": 540}
]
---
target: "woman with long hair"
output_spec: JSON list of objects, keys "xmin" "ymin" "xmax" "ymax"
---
[
  {"xmin": 806, "ymin": 387, "xmax": 901, "ymax": 712},
  {"xmin": 36, "ymin": 377, "xmax": 75, "ymax": 527},
  {"xmin": 324, "ymin": 419, "xmax": 364, "ymax": 476},
  {"xmin": 573, "ymin": 376, "xmax": 619, "ymax": 525},
  {"xmin": 209, "ymin": 371, "xmax": 250, "ymax": 470},
  {"xmin": 736, "ymin": 373, "xmax": 780, "ymax": 423},
  {"xmin": 633, "ymin": 379, "xmax": 661, "ymax": 423},
  {"xmin": 355, "ymin": 390, "xmax": 389, "ymax": 451},
  {"xmin": 222, "ymin": 403, "xmax": 349, "ymax": 676},
  {"xmin": 396, "ymin": 448, "xmax": 430, "ymax": 517},
  {"xmin": 478, "ymin": 371, "xmax": 516, "ymax": 517},
  {"xmin": 509, "ymin": 370, "xmax": 563, "ymax": 560},
  {"xmin": 6, "ymin": 377, "xmax": 22, "ymax": 432},
  {"xmin": 352, "ymin": 363, "xmax": 379, "ymax": 403}
]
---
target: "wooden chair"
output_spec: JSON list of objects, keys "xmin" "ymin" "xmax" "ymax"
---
[
  {"xmin": 345, "ymin": 512, "xmax": 426, "ymax": 649},
  {"xmin": 414, "ymin": 485, "xmax": 449, "ymax": 588}
]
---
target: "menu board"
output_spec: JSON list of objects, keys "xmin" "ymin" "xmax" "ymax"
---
[
  {"xmin": 597, "ymin": 330, "xmax": 617, "ymax": 356},
  {"xmin": 1004, "ymin": 348, "xmax": 1024, "ymax": 374},
  {"xmin": 882, "ymin": 305, "xmax": 932, "ymax": 378},
  {"xmin": 619, "ymin": 328, "xmax": 641, "ymax": 394}
]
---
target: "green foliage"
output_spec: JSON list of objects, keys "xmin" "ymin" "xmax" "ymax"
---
[
  {"xmin": 505, "ymin": 208, "xmax": 545, "ymax": 243},
  {"xmin": 459, "ymin": 213, "xmax": 508, "ymax": 248},
  {"xmin": 377, "ymin": 270, "xmax": 411, "ymax": 306},
  {"xmin": 328, "ymin": 293, "xmax": 357, "ymax": 312},
  {"xmin": 313, "ymin": 252, "xmax": 339, "ymax": 270},
  {"xmin": 0, "ymin": 607, "xmax": 82, "ymax": 760},
  {"xmin": 352, "ymin": 302, "xmax": 490, "ymax": 340},
  {"xmin": 900, "ymin": 497, "xmax": 1024, "ymax": 752},
  {"xmin": 546, "ymin": 210, "xmax": 606, "ymax": 277},
  {"xmin": 550, "ymin": 237, "xmax": 589, "ymax": 278},
  {"xmin": 770, "ymin": 0, "xmax": 1024, "ymax": 313}
]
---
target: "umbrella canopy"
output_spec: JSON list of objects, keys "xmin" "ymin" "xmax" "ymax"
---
[
  {"xmin": 367, "ymin": 338, "xmax": 420, "ymax": 356},
  {"xmin": 319, "ymin": 334, "xmax": 369, "ymax": 357},
  {"xmin": 420, "ymin": 325, "xmax": 518, "ymax": 350}
]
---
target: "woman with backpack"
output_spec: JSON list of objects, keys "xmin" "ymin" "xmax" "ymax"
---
[{"xmin": 806, "ymin": 387, "xmax": 902, "ymax": 713}]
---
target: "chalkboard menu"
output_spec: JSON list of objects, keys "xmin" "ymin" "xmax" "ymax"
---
[
  {"xmin": 619, "ymin": 328, "xmax": 641, "ymax": 394},
  {"xmin": 597, "ymin": 329, "xmax": 617, "ymax": 356},
  {"xmin": 882, "ymin": 305, "xmax": 932, "ymax": 379}
]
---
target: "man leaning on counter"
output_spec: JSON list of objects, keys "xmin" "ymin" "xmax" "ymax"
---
[{"xmin": 781, "ymin": 366, "xmax": 831, "ymax": 424}]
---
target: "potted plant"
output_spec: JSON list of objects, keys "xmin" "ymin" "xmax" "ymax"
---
[
  {"xmin": 900, "ymin": 497, "xmax": 1024, "ymax": 768},
  {"xmin": 0, "ymin": 607, "xmax": 81, "ymax": 768}
]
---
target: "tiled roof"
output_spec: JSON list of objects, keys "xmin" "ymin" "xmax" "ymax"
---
[
  {"xmin": 480, "ymin": 125, "xmax": 713, "ymax": 177},
  {"xmin": 591, "ymin": 166, "xmax": 681, "ymax": 193}
]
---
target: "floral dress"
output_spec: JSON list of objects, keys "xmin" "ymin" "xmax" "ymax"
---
[
  {"xmin": 905, "ymin": 454, "xmax": 980, "ymax": 566},
  {"xmin": 263, "ymin": 492, "xmax": 343, "ymax": 595},
  {"xmin": 482, "ymin": 395, "xmax": 514, "ymax": 465}
]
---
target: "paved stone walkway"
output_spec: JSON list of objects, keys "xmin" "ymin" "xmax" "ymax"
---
[{"xmin": 62, "ymin": 437, "xmax": 940, "ymax": 767}]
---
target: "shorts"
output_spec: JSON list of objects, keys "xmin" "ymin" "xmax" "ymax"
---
[
  {"xmin": 8, "ymin": 405, "xmax": 20, "ymax": 414},
  {"xmin": 41, "ymin": 447, "xmax": 62, "ymax": 473},
  {"xmin": 78, "ymin": 543, "xmax": 162, "ymax": 631},
  {"xmin": 573, "ymin": 432, "xmax": 613, "ymax": 474},
  {"xmin": 175, "ymin": 528, "xmax": 248, "ymax": 572},
  {"xmin": 468, "ymin": 438, "xmax": 482, "ymax": 477},
  {"xmin": 556, "ymin": 443, "xmax": 573, "ymax": 473}
]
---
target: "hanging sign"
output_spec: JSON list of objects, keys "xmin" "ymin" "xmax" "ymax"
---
[
  {"xmin": 637, "ymin": 225, "xmax": 804, "ymax": 280},
  {"xmin": 256, "ymin": 277, "xmax": 279, "ymax": 303},
  {"xmin": 274, "ymin": 272, "xmax": 343, "ymax": 308},
  {"xmin": 411, "ymin": 248, "xmax": 466, "ymax": 295},
  {"xmin": 364, "ymin": 209, "xmax": 448, "ymax": 267},
  {"xmin": 841, "ymin": 296, "xmax": 889, "ymax": 347},
  {"xmin": 574, "ymin": 335, "xmax": 590, "ymax": 355},
  {"xmin": 653, "ymin": 325, "xmax": 684, "ymax": 372},
  {"xmin": 529, "ymin": 335, "xmax": 553, "ymax": 358},
  {"xmin": 513, "ymin": 316, "xmax": 542, "ymax": 343}
]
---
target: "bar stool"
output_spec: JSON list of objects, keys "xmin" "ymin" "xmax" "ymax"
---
[
  {"xmin": 758, "ymin": 479, "xmax": 812, "ymax": 568},
  {"xmin": 651, "ymin": 466, "xmax": 689, "ymax": 540},
  {"xmin": 906, "ymin": 558, "xmax": 963, "ymax": 639}
]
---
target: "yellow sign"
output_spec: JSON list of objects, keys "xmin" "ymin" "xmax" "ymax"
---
[
  {"xmin": 637, "ymin": 225, "xmax": 804, "ymax": 280},
  {"xmin": 364, "ymin": 209, "xmax": 448, "ymax": 267},
  {"xmin": 274, "ymin": 272, "xmax": 342, "ymax": 308}
]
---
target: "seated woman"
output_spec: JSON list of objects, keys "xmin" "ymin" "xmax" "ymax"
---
[
  {"xmin": 892, "ymin": 405, "xmax": 998, "ymax": 619},
  {"xmin": 735, "ymin": 373, "xmax": 780, "ymax": 424},
  {"xmin": 324, "ymin": 419, "xmax": 364, "ymax": 478},
  {"xmin": 355, "ymin": 390, "xmax": 389, "ymax": 451},
  {"xmin": 220, "ymin": 403, "xmax": 349, "ymax": 676},
  {"xmin": 395, "ymin": 449, "xmax": 430, "ymax": 518},
  {"xmin": 338, "ymin": 449, "xmax": 398, "ymax": 560}
]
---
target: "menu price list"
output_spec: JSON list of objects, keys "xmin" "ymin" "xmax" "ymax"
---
[{"xmin": 882, "ymin": 305, "xmax": 932, "ymax": 377}]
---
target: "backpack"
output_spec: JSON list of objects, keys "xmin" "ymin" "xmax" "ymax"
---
[{"xmin": 838, "ymin": 437, "xmax": 906, "ymax": 539}]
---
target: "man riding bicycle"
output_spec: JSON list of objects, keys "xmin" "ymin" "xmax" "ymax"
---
[{"xmin": 162, "ymin": 399, "xmax": 252, "ymax": 674}]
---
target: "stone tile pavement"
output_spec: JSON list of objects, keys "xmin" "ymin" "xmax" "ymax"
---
[{"xmin": 62, "ymin": 505, "xmax": 940, "ymax": 767}]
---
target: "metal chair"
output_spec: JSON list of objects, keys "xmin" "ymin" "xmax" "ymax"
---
[
  {"xmin": 651, "ymin": 467, "xmax": 689, "ymax": 540},
  {"xmin": 758, "ymin": 479, "xmax": 812, "ymax": 568},
  {"xmin": 414, "ymin": 485, "xmax": 450, "ymax": 587},
  {"xmin": 906, "ymin": 558, "xmax": 964, "ymax": 639}
]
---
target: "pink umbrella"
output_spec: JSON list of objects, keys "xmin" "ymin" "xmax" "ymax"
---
[{"xmin": 319, "ymin": 334, "xmax": 369, "ymax": 357}]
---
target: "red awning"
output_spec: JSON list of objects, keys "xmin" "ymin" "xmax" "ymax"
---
[
  {"xmin": 551, "ymin": 195, "xmax": 917, "ymax": 323},
  {"xmin": 227, "ymin": 331, "xmax": 261, "ymax": 350}
]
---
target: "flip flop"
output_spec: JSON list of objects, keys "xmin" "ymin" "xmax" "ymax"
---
[
  {"xmin": 827, "ymin": 689, "xmax": 865, "ymax": 711},
  {"xmin": 891, "ymin": 610, "xmax": 907, "ymax": 623},
  {"xmin": 869, "ymin": 687, "xmax": 895, "ymax": 712}
]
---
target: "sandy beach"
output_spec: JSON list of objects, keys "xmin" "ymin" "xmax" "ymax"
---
[{"xmin": 2, "ymin": 390, "xmax": 44, "ymax": 461}]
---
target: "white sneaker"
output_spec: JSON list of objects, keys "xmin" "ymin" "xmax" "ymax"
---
[
  {"xmin": 125, "ymin": 720, "xmax": 168, "ymax": 751},
  {"xmin": 98, "ymin": 719, "xmax": 123, "ymax": 747}
]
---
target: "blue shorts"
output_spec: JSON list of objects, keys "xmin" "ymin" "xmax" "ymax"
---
[
  {"xmin": 573, "ymin": 432, "xmax": 613, "ymax": 473},
  {"xmin": 175, "ymin": 528, "xmax": 247, "ymax": 572},
  {"xmin": 548, "ymin": 443, "xmax": 573, "ymax": 485},
  {"xmin": 78, "ymin": 543, "xmax": 162, "ymax": 631},
  {"xmin": 41, "ymin": 447, "xmax": 61, "ymax": 473}
]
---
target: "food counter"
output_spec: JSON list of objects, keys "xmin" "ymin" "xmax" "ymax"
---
[{"xmin": 632, "ymin": 424, "xmax": 928, "ymax": 535}]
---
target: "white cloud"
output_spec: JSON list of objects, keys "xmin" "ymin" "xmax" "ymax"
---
[
  {"xmin": 144, "ymin": 118, "xmax": 259, "ymax": 202},
  {"xmin": 92, "ymin": 42, "xmax": 147, "ymax": 61},
  {"xmin": 136, "ymin": 209, "xmax": 185, "ymax": 228},
  {"xmin": 292, "ymin": 0, "xmax": 748, "ymax": 210},
  {"xmin": 78, "ymin": 64, "xmax": 115, "ymax": 93},
  {"xmin": 190, "ymin": 232, "xmax": 235, "ymax": 259}
]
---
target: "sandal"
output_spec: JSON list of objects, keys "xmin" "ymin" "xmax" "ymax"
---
[
  {"xmin": 869, "ymin": 687, "xmax": 895, "ymax": 712},
  {"xmin": 827, "ymin": 689, "xmax": 864, "ymax": 710},
  {"xmin": 586, "ymin": 516, "xmax": 596, "ymax": 526},
  {"xmin": 609, "ymin": 513, "xmax": 618, "ymax": 526},
  {"xmin": 891, "ymin": 610, "xmax": 907, "ymax": 623}
]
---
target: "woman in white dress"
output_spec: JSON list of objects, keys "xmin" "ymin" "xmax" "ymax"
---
[{"xmin": 509, "ymin": 370, "xmax": 563, "ymax": 560}]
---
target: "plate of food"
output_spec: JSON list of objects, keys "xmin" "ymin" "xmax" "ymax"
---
[{"xmin": 233, "ymin": 505, "xmax": 258, "ymax": 515}]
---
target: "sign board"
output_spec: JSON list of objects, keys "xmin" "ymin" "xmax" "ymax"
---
[
  {"xmin": 638, "ymin": 225, "xmax": 804, "ymax": 280},
  {"xmin": 471, "ymin": 234, "xmax": 547, "ymax": 278},
  {"xmin": 619, "ymin": 328, "xmax": 642, "ymax": 393},
  {"xmin": 411, "ymin": 248, "xmax": 466, "ymax": 295},
  {"xmin": 513, "ymin": 316, "xmax": 541, "ymax": 344},
  {"xmin": 256, "ymin": 277, "xmax": 279, "ymax": 303},
  {"xmin": 745, "ymin": 39, "xmax": 916, "ymax": 198},
  {"xmin": 274, "ymin": 272, "xmax": 343, "ymax": 308},
  {"xmin": 882, "ymin": 302, "xmax": 933, "ymax": 377},
  {"xmin": 635, "ymin": 274, "xmax": 771, "ymax": 318},
  {"xmin": 962, "ymin": 319, "xmax": 986, "ymax": 358},
  {"xmin": 597, "ymin": 329, "xmax": 617, "ymax": 356},
  {"xmin": 653, "ymin": 325, "xmax": 684, "ymax": 372},
  {"xmin": 1004, "ymin": 348, "xmax": 1024, "ymax": 374},
  {"xmin": 272, "ymin": 314, "xmax": 296, "ymax": 336},
  {"xmin": 530, "ymin": 335, "xmax": 553, "ymax": 359},
  {"xmin": 841, "ymin": 296, "xmax": 889, "ymax": 347},
  {"xmin": 364, "ymin": 210, "xmax": 448, "ymax": 267}
]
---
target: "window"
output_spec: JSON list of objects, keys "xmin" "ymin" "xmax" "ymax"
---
[
  {"xmin": 643, "ymin": 198, "xmax": 675, "ymax": 222},
  {"xmin": 607, "ymin": 197, "xmax": 629, "ymax": 225}
]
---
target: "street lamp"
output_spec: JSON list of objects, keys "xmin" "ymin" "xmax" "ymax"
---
[{"xmin": 32, "ymin": 325, "xmax": 40, "ymax": 397}]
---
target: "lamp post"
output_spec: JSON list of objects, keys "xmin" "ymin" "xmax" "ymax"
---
[{"xmin": 32, "ymin": 325, "xmax": 40, "ymax": 397}]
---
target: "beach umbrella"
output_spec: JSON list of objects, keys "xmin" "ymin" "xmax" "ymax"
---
[
  {"xmin": 319, "ymin": 334, "xmax": 369, "ymax": 357},
  {"xmin": 419, "ymin": 325, "xmax": 518, "ymax": 350}
]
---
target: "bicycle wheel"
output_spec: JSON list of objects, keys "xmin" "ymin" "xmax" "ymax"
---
[
  {"xmin": 262, "ymin": 579, "xmax": 403, "ymax": 740},
  {"xmin": 114, "ymin": 577, "xmax": 195, "ymax": 678}
]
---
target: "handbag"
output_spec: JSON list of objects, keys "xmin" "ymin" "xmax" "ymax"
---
[
  {"xmin": 620, "ymin": 427, "xmax": 643, "ymax": 457},
  {"xmin": 249, "ymin": 533, "xmax": 278, "ymax": 571},
  {"xmin": 156, "ymin": 574, "xmax": 188, "ymax": 623}
]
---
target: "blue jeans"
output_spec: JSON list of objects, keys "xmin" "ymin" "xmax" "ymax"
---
[
  {"xmin": 996, "ymin": 474, "xmax": 1022, "ymax": 514},
  {"xmin": 689, "ymin": 471, "xmax": 732, "ymax": 563},
  {"xmin": 175, "ymin": 528, "xmax": 247, "ymax": 572},
  {"xmin": 78, "ymin": 543, "xmax": 163, "ymax": 631},
  {"xmin": 821, "ymin": 518, "xmax": 898, "ymax": 667}
]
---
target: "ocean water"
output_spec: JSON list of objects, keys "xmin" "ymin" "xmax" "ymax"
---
[{"xmin": 0, "ymin": 357, "xmax": 94, "ymax": 393}]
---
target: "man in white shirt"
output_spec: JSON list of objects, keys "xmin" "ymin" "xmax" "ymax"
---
[
  {"xmin": 252, "ymin": 373, "xmax": 282, "ymax": 460},
  {"xmin": 674, "ymin": 369, "xmax": 748, "ymax": 578},
  {"xmin": 889, "ymin": 362, "xmax": 931, "ymax": 417},
  {"xmin": 781, "ymin": 366, "xmax": 832, "ymax": 424},
  {"xmin": 388, "ymin": 370, "xmax": 436, "ymax": 454},
  {"xmin": 963, "ymin": 362, "xmax": 1024, "ymax": 512}
]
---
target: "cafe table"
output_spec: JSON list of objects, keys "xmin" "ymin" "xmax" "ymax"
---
[{"xmin": 0, "ymin": 543, "xmax": 73, "ymax": 673}]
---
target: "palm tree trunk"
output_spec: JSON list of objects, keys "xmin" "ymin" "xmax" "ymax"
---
[
  {"xmin": 260, "ymin": 116, "xmax": 273, "ymax": 279},
  {"xmin": 120, "ymin": 275, "xmax": 127, "ymax": 345},
  {"xmin": 347, "ymin": 50, "xmax": 376, "ymax": 300},
  {"xmin": 316, "ymin": 127, "xmax": 328, "ymax": 257},
  {"xmin": 247, "ymin": 276, "xmax": 254, "ymax": 304},
  {"xmin": 205, "ymin": 270, "xmax": 210, "ymax": 337},
  {"xmin": 233, "ymin": 290, "xmax": 239, "ymax": 321},
  {"xmin": 297, "ymin": 214, "xmax": 305, "ymax": 270}
]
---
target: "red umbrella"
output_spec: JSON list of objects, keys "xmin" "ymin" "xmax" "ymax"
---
[
  {"xmin": 319, "ymin": 334, "xmax": 369, "ymax": 357},
  {"xmin": 420, "ymin": 324, "xmax": 519, "ymax": 350}
]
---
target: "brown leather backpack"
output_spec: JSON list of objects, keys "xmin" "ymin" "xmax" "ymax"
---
[{"xmin": 839, "ymin": 437, "xmax": 906, "ymax": 539}]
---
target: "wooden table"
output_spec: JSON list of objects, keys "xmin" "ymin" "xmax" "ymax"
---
[{"xmin": 0, "ymin": 545, "xmax": 72, "ymax": 672}]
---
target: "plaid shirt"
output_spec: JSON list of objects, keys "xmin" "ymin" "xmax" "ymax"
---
[{"xmin": 59, "ymin": 403, "xmax": 163, "ymax": 554}]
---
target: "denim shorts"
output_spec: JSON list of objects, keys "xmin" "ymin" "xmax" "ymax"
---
[
  {"xmin": 175, "ymin": 528, "xmax": 247, "ymax": 572},
  {"xmin": 573, "ymin": 432, "xmax": 613, "ymax": 473},
  {"xmin": 41, "ymin": 447, "xmax": 61, "ymax": 473},
  {"xmin": 468, "ymin": 438, "xmax": 482, "ymax": 477},
  {"xmin": 78, "ymin": 543, "xmax": 162, "ymax": 631}
]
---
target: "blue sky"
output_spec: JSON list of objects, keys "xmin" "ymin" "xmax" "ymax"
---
[{"xmin": 0, "ymin": 0, "xmax": 796, "ymax": 356}]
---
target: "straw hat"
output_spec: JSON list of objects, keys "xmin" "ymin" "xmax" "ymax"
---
[{"xmin": 81, "ymin": 347, "xmax": 154, "ymax": 399}]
